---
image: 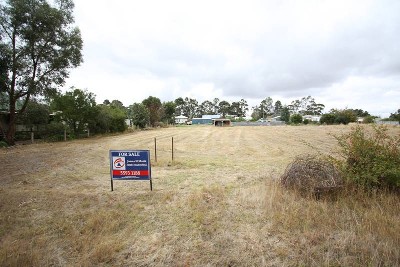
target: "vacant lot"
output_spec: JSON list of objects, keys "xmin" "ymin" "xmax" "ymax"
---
[{"xmin": 1, "ymin": 125, "xmax": 399, "ymax": 266}]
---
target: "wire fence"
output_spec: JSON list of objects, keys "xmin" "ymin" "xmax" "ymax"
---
[
  {"xmin": 10, "ymin": 129, "xmax": 91, "ymax": 144},
  {"xmin": 150, "ymin": 135, "xmax": 263, "ymax": 163}
]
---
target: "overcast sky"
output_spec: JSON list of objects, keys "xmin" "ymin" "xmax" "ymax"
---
[{"xmin": 64, "ymin": 0, "xmax": 400, "ymax": 117}]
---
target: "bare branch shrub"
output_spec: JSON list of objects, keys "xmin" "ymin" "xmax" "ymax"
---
[{"xmin": 281, "ymin": 154, "xmax": 343, "ymax": 196}]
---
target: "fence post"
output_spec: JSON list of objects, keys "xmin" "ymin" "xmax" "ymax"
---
[
  {"xmin": 87, "ymin": 128, "xmax": 90, "ymax": 138},
  {"xmin": 31, "ymin": 132, "xmax": 34, "ymax": 144},
  {"xmin": 172, "ymin": 137, "xmax": 174, "ymax": 162},
  {"xmin": 64, "ymin": 129, "xmax": 67, "ymax": 141},
  {"xmin": 154, "ymin": 137, "xmax": 157, "ymax": 162}
]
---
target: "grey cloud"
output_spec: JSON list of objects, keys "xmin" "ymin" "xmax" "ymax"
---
[{"xmin": 68, "ymin": 0, "xmax": 400, "ymax": 116}]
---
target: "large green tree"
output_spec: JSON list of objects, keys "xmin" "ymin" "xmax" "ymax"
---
[
  {"xmin": 280, "ymin": 106, "xmax": 290, "ymax": 123},
  {"xmin": 174, "ymin": 97, "xmax": 199, "ymax": 118},
  {"xmin": 161, "ymin": 101, "xmax": 176, "ymax": 124},
  {"xmin": 93, "ymin": 104, "xmax": 126, "ymax": 133},
  {"xmin": 199, "ymin": 100, "xmax": 214, "ymax": 115},
  {"xmin": 389, "ymin": 109, "xmax": 400, "ymax": 122},
  {"xmin": 142, "ymin": 96, "xmax": 162, "ymax": 127},
  {"xmin": 51, "ymin": 88, "xmax": 96, "ymax": 134},
  {"xmin": 218, "ymin": 100, "xmax": 231, "ymax": 118},
  {"xmin": 230, "ymin": 99, "xmax": 248, "ymax": 117},
  {"xmin": 274, "ymin": 100, "xmax": 283, "ymax": 116},
  {"xmin": 129, "ymin": 103, "xmax": 149, "ymax": 129},
  {"xmin": 174, "ymin": 97, "xmax": 185, "ymax": 115},
  {"xmin": 0, "ymin": 0, "xmax": 83, "ymax": 144}
]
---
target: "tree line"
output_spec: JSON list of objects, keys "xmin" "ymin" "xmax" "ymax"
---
[
  {"xmin": 11, "ymin": 87, "xmax": 396, "ymax": 138},
  {"xmin": 1, "ymin": 0, "xmax": 399, "ymax": 145},
  {"xmin": 2, "ymin": 77, "xmax": 399, "ymax": 144}
]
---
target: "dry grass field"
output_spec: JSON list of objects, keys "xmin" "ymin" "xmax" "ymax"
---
[{"xmin": 1, "ymin": 125, "xmax": 399, "ymax": 266}]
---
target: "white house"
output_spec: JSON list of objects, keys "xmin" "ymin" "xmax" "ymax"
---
[
  {"xmin": 175, "ymin": 115, "xmax": 188, "ymax": 124},
  {"xmin": 271, "ymin": 116, "xmax": 281, "ymax": 122},
  {"xmin": 303, "ymin": 115, "xmax": 321, "ymax": 122}
]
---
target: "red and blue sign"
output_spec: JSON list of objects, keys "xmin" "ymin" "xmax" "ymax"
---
[{"xmin": 109, "ymin": 150, "xmax": 151, "ymax": 180}]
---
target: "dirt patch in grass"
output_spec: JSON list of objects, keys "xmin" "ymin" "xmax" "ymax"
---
[{"xmin": 1, "ymin": 125, "xmax": 399, "ymax": 266}]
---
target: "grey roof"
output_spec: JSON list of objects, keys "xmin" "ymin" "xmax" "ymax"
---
[{"xmin": 202, "ymin": 114, "xmax": 220, "ymax": 119}]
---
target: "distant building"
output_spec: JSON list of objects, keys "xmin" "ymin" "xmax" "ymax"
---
[
  {"xmin": 214, "ymin": 118, "xmax": 231, "ymax": 127},
  {"xmin": 175, "ymin": 115, "xmax": 188, "ymax": 124},
  {"xmin": 271, "ymin": 116, "xmax": 281, "ymax": 122},
  {"xmin": 192, "ymin": 118, "xmax": 213, "ymax": 125},
  {"xmin": 190, "ymin": 115, "xmax": 221, "ymax": 125},
  {"xmin": 376, "ymin": 120, "xmax": 399, "ymax": 126},
  {"xmin": 202, "ymin": 114, "xmax": 221, "ymax": 119},
  {"xmin": 302, "ymin": 115, "xmax": 321, "ymax": 122}
]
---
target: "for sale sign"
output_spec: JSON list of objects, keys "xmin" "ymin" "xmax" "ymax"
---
[{"xmin": 110, "ymin": 150, "xmax": 151, "ymax": 185}]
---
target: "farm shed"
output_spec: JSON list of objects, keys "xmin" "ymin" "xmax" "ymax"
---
[
  {"xmin": 213, "ymin": 118, "xmax": 231, "ymax": 127},
  {"xmin": 192, "ymin": 118, "xmax": 213, "ymax": 125}
]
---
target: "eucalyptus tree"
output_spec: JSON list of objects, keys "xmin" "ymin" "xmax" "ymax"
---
[
  {"xmin": 0, "ymin": 0, "xmax": 83, "ymax": 144},
  {"xmin": 212, "ymin": 98, "xmax": 219, "ymax": 114},
  {"xmin": 185, "ymin": 97, "xmax": 199, "ymax": 119},
  {"xmin": 199, "ymin": 100, "xmax": 214, "ymax": 115},
  {"xmin": 174, "ymin": 97, "xmax": 185, "ymax": 115},
  {"xmin": 231, "ymin": 99, "xmax": 248, "ymax": 117},
  {"xmin": 238, "ymin": 98, "xmax": 248, "ymax": 117},
  {"xmin": 218, "ymin": 100, "xmax": 231, "ymax": 118},
  {"xmin": 260, "ymin": 97, "xmax": 274, "ymax": 118},
  {"xmin": 274, "ymin": 100, "xmax": 283, "ymax": 116}
]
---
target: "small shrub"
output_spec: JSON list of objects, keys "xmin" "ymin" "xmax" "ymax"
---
[
  {"xmin": 154, "ymin": 122, "xmax": 168, "ymax": 128},
  {"xmin": 280, "ymin": 154, "xmax": 343, "ymax": 197},
  {"xmin": 334, "ymin": 109, "xmax": 357, "ymax": 125},
  {"xmin": 362, "ymin": 115, "xmax": 375, "ymax": 124},
  {"xmin": 0, "ymin": 141, "xmax": 8, "ymax": 148},
  {"xmin": 333, "ymin": 125, "xmax": 400, "ymax": 191},
  {"xmin": 290, "ymin": 114, "xmax": 303, "ymax": 124},
  {"xmin": 42, "ymin": 122, "xmax": 69, "ymax": 142},
  {"xmin": 320, "ymin": 113, "xmax": 336, "ymax": 125}
]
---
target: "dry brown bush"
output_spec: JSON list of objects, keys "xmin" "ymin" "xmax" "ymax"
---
[{"xmin": 280, "ymin": 154, "xmax": 343, "ymax": 197}]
